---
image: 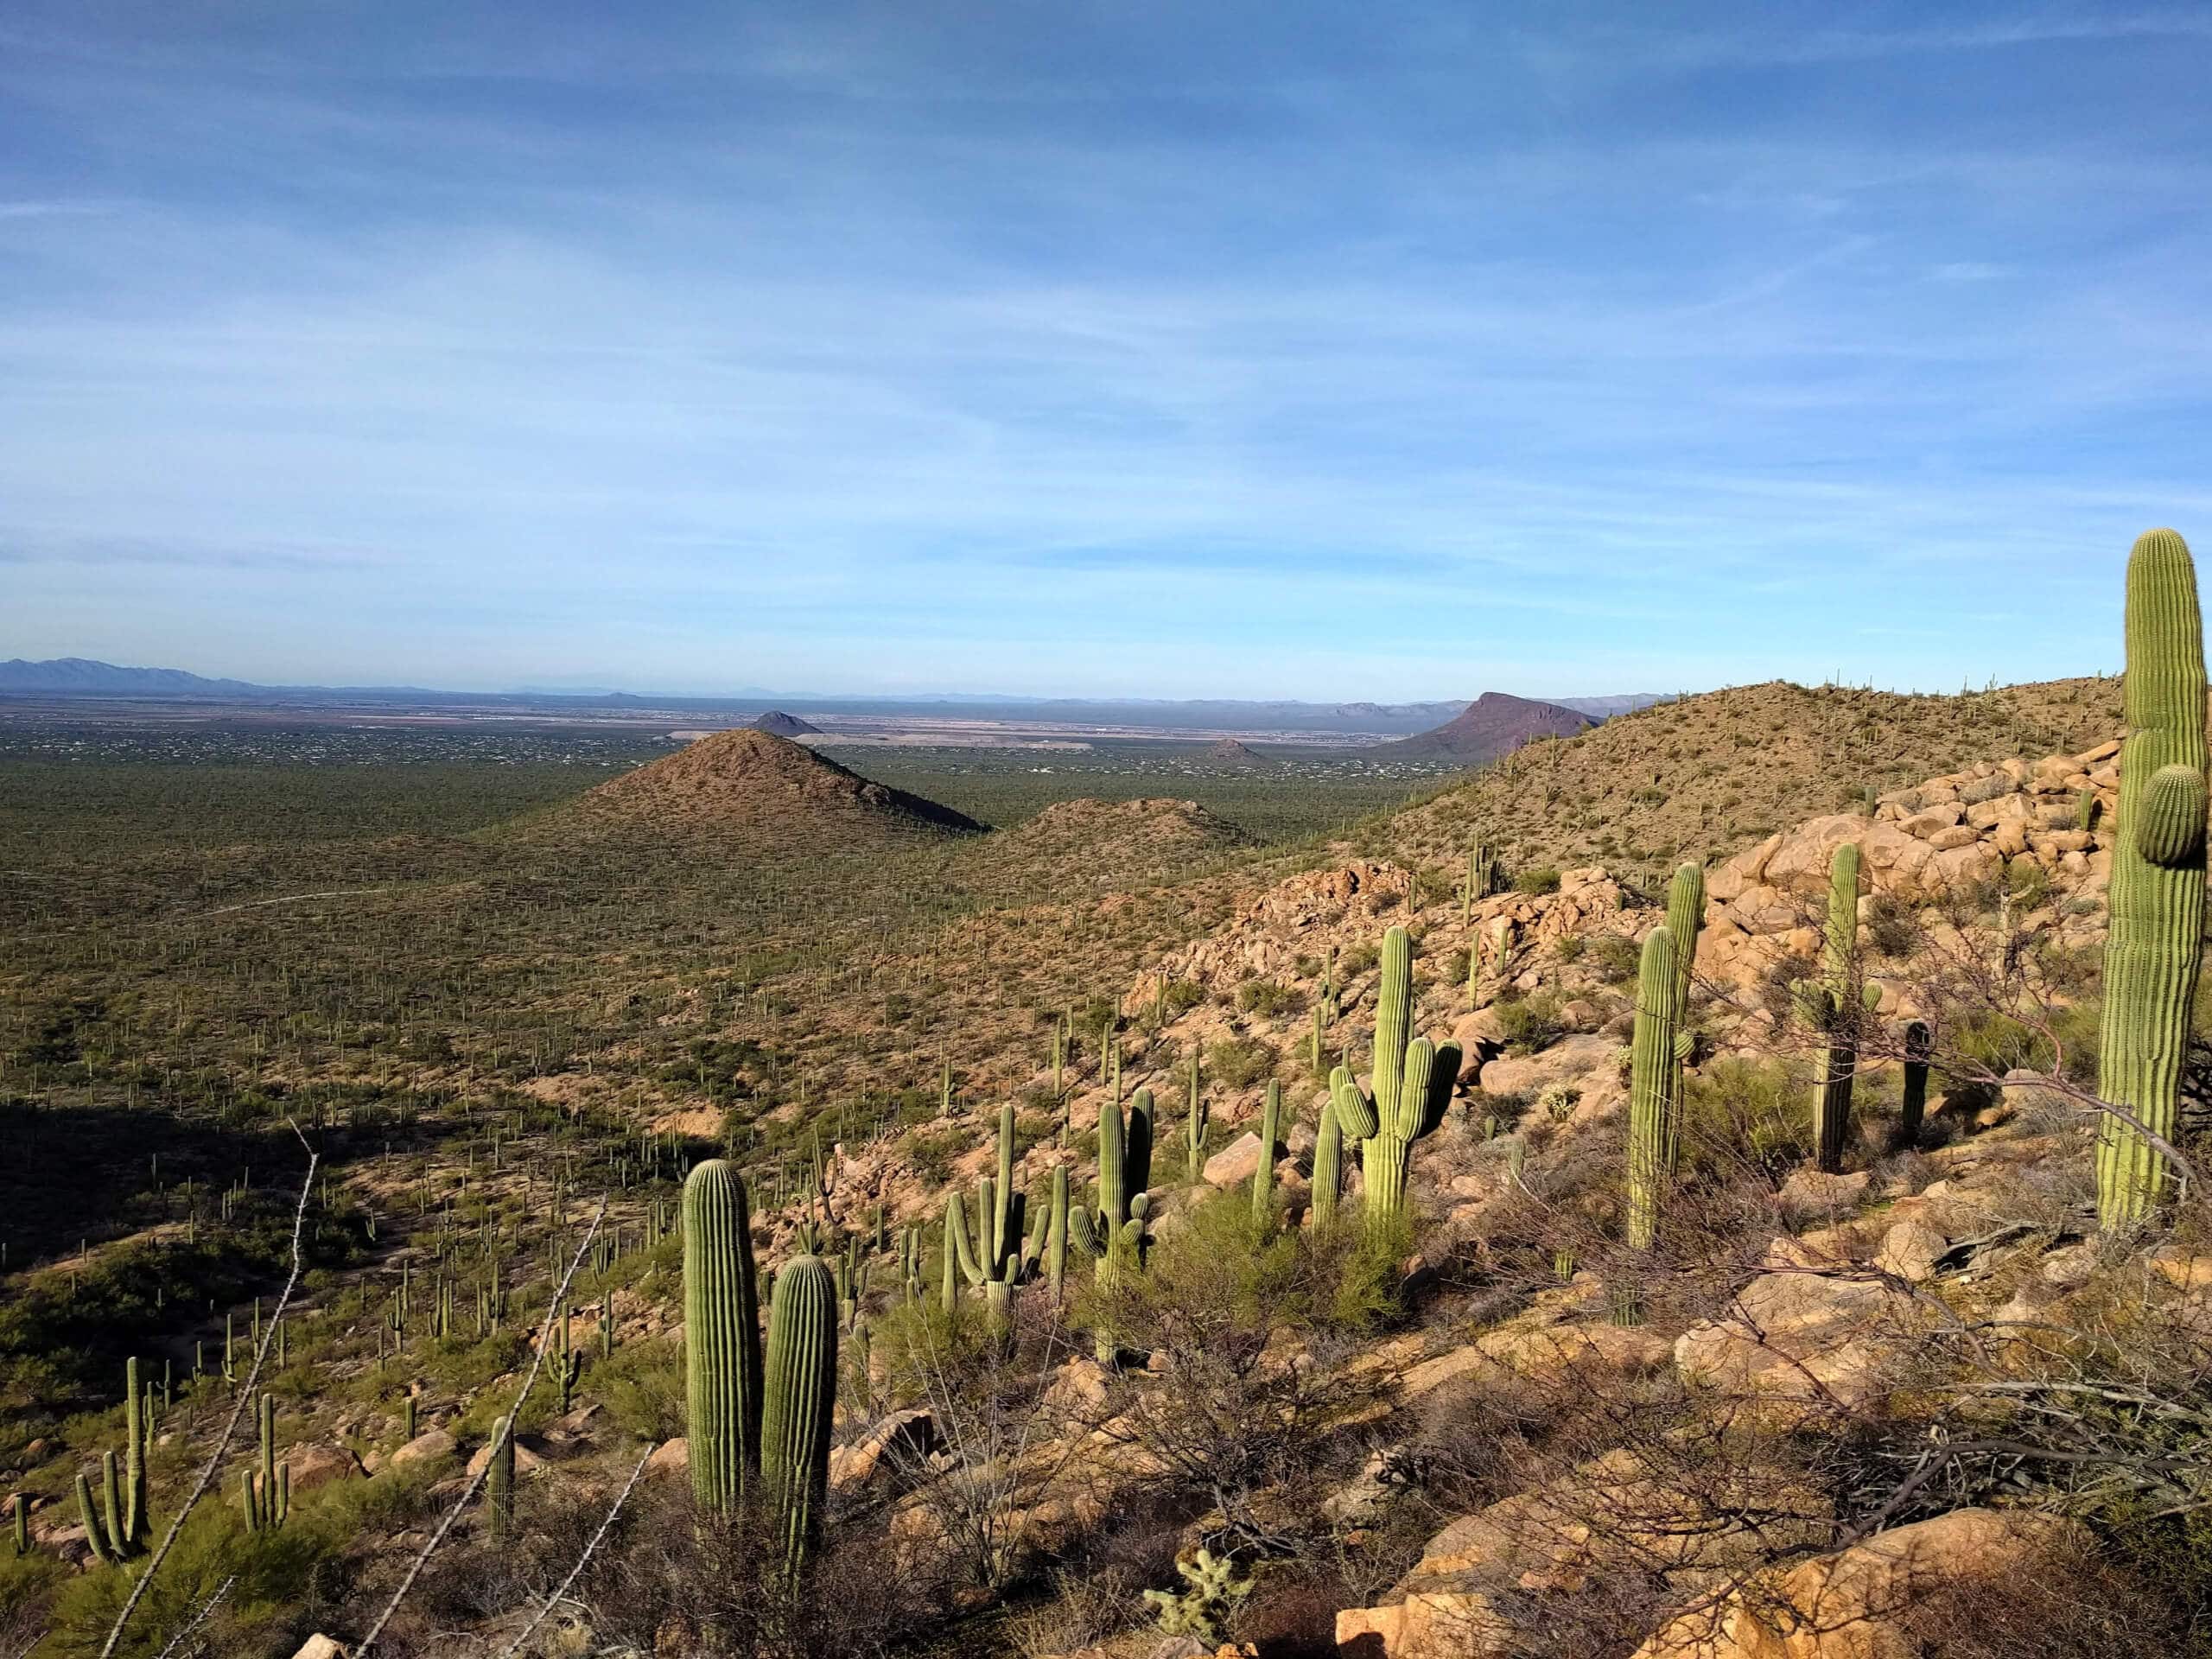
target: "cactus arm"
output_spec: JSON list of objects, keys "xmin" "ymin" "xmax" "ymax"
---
[
  {"xmin": 1126, "ymin": 1089, "xmax": 1155, "ymax": 1195},
  {"xmin": 946, "ymin": 1192, "xmax": 988, "ymax": 1287},
  {"xmin": 1328, "ymin": 1066, "xmax": 1380, "ymax": 1141},
  {"xmin": 1252, "ymin": 1081, "xmax": 1281, "ymax": 1226}
]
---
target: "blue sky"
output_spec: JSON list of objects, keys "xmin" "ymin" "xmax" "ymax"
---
[{"xmin": 3, "ymin": 3, "xmax": 2210, "ymax": 699}]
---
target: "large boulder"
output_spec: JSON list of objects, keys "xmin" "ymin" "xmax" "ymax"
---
[
  {"xmin": 1202, "ymin": 1131, "xmax": 1268, "ymax": 1189},
  {"xmin": 389, "ymin": 1428, "xmax": 457, "ymax": 1469},
  {"xmin": 1630, "ymin": 1508, "xmax": 2089, "ymax": 1657},
  {"xmin": 1674, "ymin": 1239, "xmax": 1923, "ymax": 1417},
  {"xmin": 284, "ymin": 1442, "xmax": 364, "ymax": 1496}
]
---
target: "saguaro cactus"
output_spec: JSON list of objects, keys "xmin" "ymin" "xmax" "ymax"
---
[
  {"xmin": 1252, "ymin": 1080, "xmax": 1281, "ymax": 1229},
  {"xmin": 487, "ymin": 1414, "xmax": 515, "ymax": 1543},
  {"xmin": 1184, "ymin": 1050, "xmax": 1207, "ymax": 1183},
  {"xmin": 1310, "ymin": 1097, "xmax": 1343, "ymax": 1230},
  {"xmin": 1072, "ymin": 1085, "xmax": 1154, "ymax": 1285},
  {"xmin": 1808, "ymin": 843, "xmax": 1872, "ymax": 1173},
  {"xmin": 1329, "ymin": 927, "xmax": 1461, "ymax": 1236},
  {"xmin": 242, "ymin": 1391, "xmax": 288, "ymax": 1531},
  {"xmin": 1625, "ymin": 928, "xmax": 1682, "ymax": 1251},
  {"xmin": 77, "ymin": 1360, "xmax": 149, "ymax": 1565},
  {"xmin": 2099, "ymin": 528, "xmax": 2210, "ymax": 1227},
  {"xmin": 683, "ymin": 1160, "xmax": 763, "ymax": 1513},
  {"xmin": 760, "ymin": 1252, "xmax": 838, "ymax": 1573},
  {"xmin": 1899, "ymin": 1019, "xmax": 1932, "ymax": 1146}
]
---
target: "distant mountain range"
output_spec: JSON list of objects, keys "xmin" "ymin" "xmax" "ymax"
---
[{"xmin": 0, "ymin": 658, "xmax": 1670, "ymax": 736}]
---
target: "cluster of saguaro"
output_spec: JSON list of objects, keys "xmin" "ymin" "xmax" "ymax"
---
[
  {"xmin": 1626, "ymin": 862, "xmax": 1706, "ymax": 1250},
  {"xmin": 1069, "ymin": 1085, "xmax": 1154, "ymax": 1286},
  {"xmin": 2098, "ymin": 529, "xmax": 2209, "ymax": 1228},
  {"xmin": 78, "ymin": 1357, "xmax": 149, "ymax": 1565},
  {"xmin": 943, "ymin": 1103, "xmax": 1053, "ymax": 1322},
  {"xmin": 1330, "ymin": 927, "xmax": 1461, "ymax": 1236},
  {"xmin": 1805, "ymin": 843, "xmax": 1878, "ymax": 1173},
  {"xmin": 682, "ymin": 1160, "xmax": 838, "ymax": 1571},
  {"xmin": 242, "ymin": 1391, "xmax": 288, "ymax": 1532}
]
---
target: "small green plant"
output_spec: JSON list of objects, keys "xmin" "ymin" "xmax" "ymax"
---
[
  {"xmin": 1514, "ymin": 867, "xmax": 1562, "ymax": 896},
  {"xmin": 1144, "ymin": 1547, "xmax": 1254, "ymax": 1644}
]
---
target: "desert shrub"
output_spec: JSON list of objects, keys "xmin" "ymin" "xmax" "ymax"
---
[
  {"xmin": 1236, "ymin": 979, "xmax": 1300, "ymax": 1017},
  {"xmin": 901, "ymin": 1126, "xmax": 963, "ymax": 1187},
  {"xmin": 1682, "ymin": 1055, "xmax": 1812, "ymax": 1179},
  {"xmin": 1553, "ymin": 933, "xmax": 1586, "ymax": 963},
  {"xmin": 594, "ymin": 1333, "xmax": 684, "ymax": 1441},
  {"xmin": 1515, "ymin": 867, "xmax": 1562, "ymax": 896},
  {"xmin": 1587, "ymin": 932, "xmax": 1640, "ymax": 985},
  {"xmin": 1160, "ymin": 979, "xmax": 1205, "ymax": 1015},
  {"xmin": 1493, "ymin": 992, "xmax": 1567, "ymax": 1056},
  {"xmin": 1206, "ymin": 1035, "xmax": 1275, "ymax": 1089},
  {"xmin": 1865, "ymin": 889, "xmax": 1920, "ymax": 958}
]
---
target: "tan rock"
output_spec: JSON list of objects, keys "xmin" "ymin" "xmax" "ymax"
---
[
  {"xmin": 1632, "ymin": 1508, "xmax": 2089, "ymax": 1659},
  {"xmin": 645, "ymin": 1437, "xmax": 690, "ymax": 1478},
  {"xmin": 1202, "ymin": 1132, "xmax": 1267, "ymax": 1188},
  {"xmin": 284, "ymin": 1442, "xmax": 364, "ymax": 1496},
  {"xmin": 1762, "ymin": 817, "xmax": 1872, "ymax": 893},
  {"xmin": 1675, "ymin": 1243, "xmax": 1921, "ymax": 1412},
  {"xmin": 830, "ymin": 1408, "xmax": 936, "ymax": 1491},
  {"xmin": 1474, "ymin": 1034, "xmax": 1616, "ymax": 1099},
  {"xmin": 389, "ymin": 1429, "xmax": 457, "ymax": 1469},
  {"xmin": 292, "ymin": 1639, "xmax": 349, "ymax": 1659},
  {"xmin": 1777, "ymin": 1168, "xmax": 1869, "ymax": 1224},
  {"xmin": 1335, "ymin": 1591, "xmax": 1513, "ymax": 1657},
  {"xmin": 1925, "ymin": 823, "xmax": 1980, "ymax": 851},
  {"xmin": 1874, "ymin": 1220, "xmax": 1947, "ymax": 1283},
  {"xmin": 1897, "ymin": 806, "xmax": 1961, "ymax": 838},
  {"xmin": 465, "ymin": 1436, "xmax": 550, "ymax": 1480},
  {"xmin": 1707, "ymin": 835, "xmax": 1781, "ymax": 904}
]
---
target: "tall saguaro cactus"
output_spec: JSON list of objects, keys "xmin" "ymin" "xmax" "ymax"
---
[
  {"xmin": 1625, "ymin": 928, "xmax": 1682, "ymax": 1251},
  {"xmin": 1311, "ymin": 1098, "xmax": 1343, "ymax": 1230},
  {"xmin": 78, "ymin": 1358, "xmax": 150, "ymax": 1564},
  {"xmin": 760, "ymin": 1252, "xmax": 838, "ymax": 1573},
  {"xmin": 1251, "ymin": 1080, "xmax": 1281, "ymax": 1229},
  {"xmin": 1329, "ymin": 927, "xmax": 1461, "ymax": 1236},
  {"xmin": 2099, "ymin": 528, "xmax": 2210, "ymax": 1228},
  {"xmin": 1809, "ymin": 843, "xmax": 1873, "ymax": 1174},
  {"xmin": 683, "ymin": 1160, "xmax": 763, "ymax": 1513}
]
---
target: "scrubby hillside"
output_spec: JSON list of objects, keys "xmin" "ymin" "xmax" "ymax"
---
[
  {"xmin": 7, "ymin": 631, "xmax": 2212, "ymax": 1659},
  {"xmin": 1370, "ymin": 676, "xmax": 2125, "ymax": 884}
]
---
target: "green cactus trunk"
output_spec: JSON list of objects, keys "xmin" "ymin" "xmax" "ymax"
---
[
  {"xmin": 682, "ymin": 1160, "xmax": 763, "ymax": 1513},
  {"xmin": 2098, "ymin": 530, "xmax": 2209, "ymax": 1228},
  {"xmin": 1899, "ymin": 1020, "xmax": 1931, "ymax": 1145},
  {"xmin": 1625, "ymin": 927, "xmax": 1682, "ymax": 1251},
  {"xmin": 1311, "ymin": 1098, "xmax": 1342, "ymax": 1231},
  {"xmin": 760, "ymin": 1254, "xmax": 838, "ymax": 1574},
  {"xmin": 1251, "ymin": 1081, "xmax": 1280, "ymax": 1228},
  {"xmin": 1812, "ymin": 843, "xmax": 1864, "ymax": 1174},
  {"xmin": 1047, "ymin": 1166, "xmax": 1070, "ymax": 1299}
]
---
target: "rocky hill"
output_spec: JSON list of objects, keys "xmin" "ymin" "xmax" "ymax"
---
[
  {"xmin": 1370, "ymin": 676, "xmax": 2126, "ymax": 884},
  {"xmin": 749, "ymin": 709, "xmax": 823, "ymax": 738},
  {"xmin": 1372, "ymin": 690, "xmax": 1596, "ymax": 764},
  {"xmin": 574, "ymin": 726, "xmax": 982, "ymax": 838}
]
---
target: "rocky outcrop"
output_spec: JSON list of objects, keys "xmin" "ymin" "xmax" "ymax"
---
[{"xmin": 1630, "ymin": 1508, "xmax": 2090, "ymax": 1657}]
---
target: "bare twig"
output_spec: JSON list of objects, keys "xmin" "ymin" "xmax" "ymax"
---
[
  {"xmin": 356, "ymin": 1197, "xmax": 609, "ymax": 1656},
  {"xmin": 150, "ymin": 1575, "xmax": 235, "ymax": 1659},
  {"xmin": 101, "ymin": 1128, "xmax": 319, "ymax": 1659},
  {"xmin": 495, "ymin": 1441, "xmax": 656, "ymax": 1659}
]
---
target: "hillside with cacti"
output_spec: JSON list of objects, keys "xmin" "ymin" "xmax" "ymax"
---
[{"xmin": 4, "ymin": 537, "xmax": 2212, "ymax": 1659}]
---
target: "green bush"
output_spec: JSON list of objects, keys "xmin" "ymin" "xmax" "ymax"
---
[
  {"xmin": 594, "ymin": 1333, "xmax": 684, "ymax": 1442},
  {"xmin": 1235, "ymin": 980, "xmax": 1300, "ymax": 1018},
  {"xmin": 1492, "ymin": 992, "xmax": 1567, "ymax": 1056},
  {"xmin": 1587, "ymin": 932, "xmax": 1640, "ymax": 985},
  {"xmin": 1682, "ymin": 1056, "xmax": 1813, "ymax": 1179},
  {"xmin": 1514, "ymin": 868, "xmax": 1561, "ymax": 896},
  {"xmin": 1205, "ymin": 1035, "xmax": 1276, "ymax": 1090}
]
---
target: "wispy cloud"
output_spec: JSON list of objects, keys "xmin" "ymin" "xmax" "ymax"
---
[{"xmin": 0, "ymin": 2, "xmax": 2206, "ymax": 696}]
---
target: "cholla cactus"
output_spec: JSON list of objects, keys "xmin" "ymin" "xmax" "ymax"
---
[
  {"xmin": 1143, "ymin": 1547, "xmax": 1254, "ymax": 1644},
  {"xmin": 1329, "ymin": 927, "xmax": 1461, "ymax": 1236}
]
